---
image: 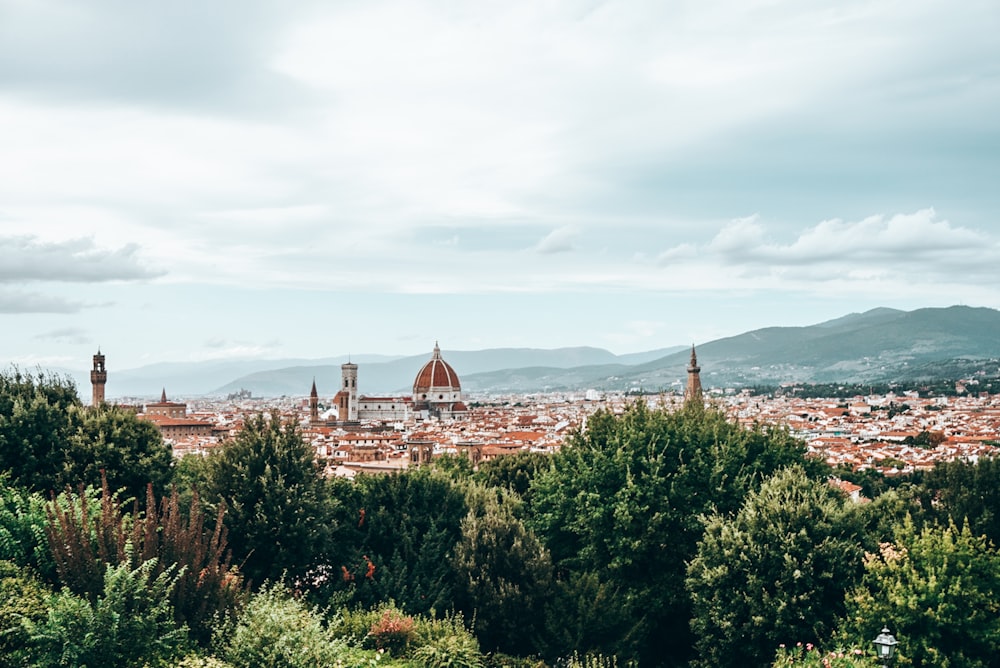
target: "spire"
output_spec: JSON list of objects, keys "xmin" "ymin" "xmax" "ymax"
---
[
  {"xmin": 685, "ymin": 344, "xmax": 703, "ymax": 406},
  {"xmin": 310, "ymin": 378, "xmax": 318, "ymax": 397},
  {"xmin": 432, "ymin": 341, "xmax": 441, "ymax": 359},
  {"xmin": 160, "ymin": 387, "xmax": 167, "ymax": 403}
]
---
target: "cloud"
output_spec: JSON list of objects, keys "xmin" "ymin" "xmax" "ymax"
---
[
  {"xmin": 707, "ymin": 208, "xmax": 988, "ymax": 267},
  {"xmin": 0, "ymin": 236, "xmax": 163, "ymax": 283},
  {"xmin": 34, "ymin": 327, "xmax": 91, "ymax": 345},
  {"xmin": 0, "ymin": 290, "xmax": 83, "ymax": 313},
  {"xmin": 655, "ymin": 209, "xmax": 1000, "ymax": 293},
  {"xmin": 534, "ymin": 226, "xmax": 578, "ymax": 254}
]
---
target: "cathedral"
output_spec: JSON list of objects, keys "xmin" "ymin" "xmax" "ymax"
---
[{"xmin": 313, "ymin": 343, "xmax": 467, "ymax": 424}]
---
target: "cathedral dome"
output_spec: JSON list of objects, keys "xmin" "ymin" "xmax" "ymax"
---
[{"xmin": 413, "ymin": 342, "xmax": 461, "ymax": 400}]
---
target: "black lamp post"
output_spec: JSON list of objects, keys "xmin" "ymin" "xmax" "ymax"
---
[{"xmin": 873, "ymin": 627, "xmax": 898, "ymax": 668}]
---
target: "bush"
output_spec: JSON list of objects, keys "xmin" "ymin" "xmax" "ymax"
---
[
  {"xmin": 0, "ymin": 560, "xmax": 51, "ymax": 666},
  {"xmin": 217, "ymin": 584, "xmax": 349, "ymax": 668},
  {"xmin": 772, "ymin": 643, "xmax": 877, "ymax": 667},
  {"xmin": 369, "ymin": 606, "xmax": 416, "ymax": 655},
  {"xmin": 412, "ymin": 633, "xmax": 485, "ymax": 668},
  {"xmin": 27, "ymin": 557, "xmax": 189, "ymax": 668},
  {"xmin": 412, "ymin": 611, "xmax": 484, "ymax": 668}
]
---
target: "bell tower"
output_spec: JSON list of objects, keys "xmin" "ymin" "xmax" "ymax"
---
[
  {"xmin": 90, "ymin": 349, "xmax": 107, "ymax": 407},
  {"xmin": 684, "ymin": 344, "xmax": 702, "ymax": 405},
  {"xmin": 341, "ymin": 362, "xmax": 358, "ymax": 422},
  {"xmin": 309, "ymin": 378, "xmax": 319, "ymax": 422}
]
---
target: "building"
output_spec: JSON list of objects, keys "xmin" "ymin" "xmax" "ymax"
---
[
  {"xmin": 145, "ymin": 389, "xmax": 187, "ymax": 418},
  {"xmin": 685, "ymin": 344, "xmax": 703, "ymax": 405},
  {"xmin": 319, "ymin": 343, "xmax": 466, "ymax": 424},
  {"xmin": 411, "ymin": 342, "xmax": 468, "ymax": 420},
  {"xmin": 90, "ymin": 349, "xmax": 107, "ymax": 407},
  {"xmin": 141, "ymin": 389, "xmax": 215, "ymax": 442}
]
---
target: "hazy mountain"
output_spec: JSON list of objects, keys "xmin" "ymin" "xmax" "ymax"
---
[
  {"xmin": 441, "ymin": 306, "xmax": 1000, "ymax": 393},
  {"xmin": 211, "ymin": 347, "xmax": 626, "ymax": 397},
  {"xmin": 52, "ymin": 306, "xmax": 1000, "ymax": 398}
]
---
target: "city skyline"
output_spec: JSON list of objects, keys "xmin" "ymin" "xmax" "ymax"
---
[{"xmin": 2, "ymin": 1, "xmax": 998, "ymax": 371}]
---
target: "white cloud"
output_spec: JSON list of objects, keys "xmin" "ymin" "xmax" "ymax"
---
[
  {"xmin": 0, "ymin": 235, "xmax": 163, "ymax": 283},
  {"xmin": 708, "ymin": 208, "xmax": 988, "ymax": 266},
  {"xmin": 534, "ymin": 226, "xmax": 578, "ymax": 254}
]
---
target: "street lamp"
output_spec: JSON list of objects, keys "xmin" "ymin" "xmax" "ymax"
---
[{"xmin": 873, "ymin": 627, "xmax": 898, "ymax": 667}]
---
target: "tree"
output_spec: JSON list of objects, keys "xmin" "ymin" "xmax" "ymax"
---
[
  {"xmin": 0, "ymin": 369, "xmax": 79, "ymax": 493},
  {"xmin": 0, "ymin": 371, "xmax": 173, "ymax": 500},
  {"xmin": 328, "ymin": 466, "xmax": 467, "ymax": 616},
  {"xmin": 839, "ymin": 517, "xmax": 1000, "ymax": 668},
  {"xmin": 202, "ymin": 412, "xmax": 333, "ymax": 587},
  {"xmin": 452, "ymin": 484, "xmax": 552, "ymax": 655},
  {"xmin": 65, "ymin": 404, "xmax": 174, "ymax": 500},
  {"xmin": 686, "ymin": 466, "xmax": 865, "ymax": 668},
  {"xmin": 527, "ymin": 401, "xmax": 819, "ymax": 665},
  {"xmin": 916, "ymin": 456, "xmax": 1000, "ymax": 548},
  {"xmin": 474, "ymin": 451, "xmax": 551, "ymax": 505}
]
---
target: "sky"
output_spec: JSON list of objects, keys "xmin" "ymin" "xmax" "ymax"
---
[{"xmin": 1, "ymin": 0, "xmax": 999, "ymax": 372}]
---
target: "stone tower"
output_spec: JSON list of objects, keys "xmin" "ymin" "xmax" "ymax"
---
[
  {"xmin": 309, "ymin": 378, "xmax": 319, "ymax": 422},
  {"xmin": 90, "ymin": 349, "xmax": 107, "ymax": 407},
  {"xmin": 684, "ymin": 344, "xmax": 702, "ymax": 405},
  {"xmin": 340, "ymin": 362, "xmax": 359, "ymax": 422}
]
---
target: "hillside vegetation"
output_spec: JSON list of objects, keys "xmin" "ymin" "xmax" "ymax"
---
[{"xmin": 2, "ymin": 369, "xmax": 1000, "ymax": 666}]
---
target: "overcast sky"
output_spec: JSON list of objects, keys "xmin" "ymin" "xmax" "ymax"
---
[{"xmin": 2, "ymin": 0, "xmax": 998, "ymax": 372}]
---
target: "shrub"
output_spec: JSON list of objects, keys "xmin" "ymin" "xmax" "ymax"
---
[
  {"xmin": 412, "ymin": 611, "xmax": 485, "ymax": 668},
  {"xmin": 412, "ymin": 633, "xmax": 485, "ymax": 668},
  {"xmin": 771, "ymin": 643, "xmax": 877, "ymax": 667},
  {"xmin": 0, "ymin": 560, "xmax": 51, "ymax": 666},
  {"xmin": 369, "ymin": 606, "xmax": 416, "ymax": 654},
  {"xmin": 27, "ymin": 557, "xmax": 189, "ymax": 668},
  {"xmin": 217, "ymin": 583, "xmax": 348, "ymax": 668}
]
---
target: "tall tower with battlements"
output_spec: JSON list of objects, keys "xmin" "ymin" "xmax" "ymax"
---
[
  {"xmin": 684, "ymin": 344, "xmax": 702, "ymax": 405},
  {"xmin": 90, "ymin": 349, "xmax": 107, "ymax": 407}
]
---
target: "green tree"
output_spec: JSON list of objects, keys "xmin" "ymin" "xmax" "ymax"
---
[
  {"xmin": 202, "ymin": 412, "xmax": 333, "ymax": 587},
  {"xmin": 686, "ymin": 466, "xmax": 865, "ymax": 668},
  {"xmin": 64, "ymin": 404, "xmax": 174, "ymax": 500},
  {"xmin": 527, "ymin": 402, "xmax": 818, "ymax": 665},
  {"xmin": 28, "ymin": 558, "xmax": 190, "ymax": 668},
  {"xmin": 474, "ymin": 451, "xmax": 551, "ymax": 505},
  {"xmin": 840, "ymin": 517, "xmax": 1000, "ymax": 668},
  {"xmin": 0, "ymin": 370, "xmax": 79, "ymax": 493},
  {"xmin": 916, "ymin": 456, "xmax": 1000, "ymax": 548},
  {"xmin": 330, "ymin": 466, "xmax": 467, "ymax": 615},
  {"xmin": 452, "ymin": 484, "xmax": 552, "ymax": 655}
]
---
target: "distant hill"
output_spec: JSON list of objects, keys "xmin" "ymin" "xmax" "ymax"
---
[
  {"xmin": 453, "ymin": 306, "xmax": 1000, "ymax": 393},
  {"xmin": 51, "ymin": 306, "xmax": 1000, "ymax": 398},
  {"xmin": 211, "ymin": 347, "xmax": 629, "ymax": 397}
]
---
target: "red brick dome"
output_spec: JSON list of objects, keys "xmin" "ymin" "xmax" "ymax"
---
[{"xmin": 413, "ymin": 343, "xmax": 461, "ymax": 397}]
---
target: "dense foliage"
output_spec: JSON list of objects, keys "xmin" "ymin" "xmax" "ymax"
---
[
  {"xmin": 3, "ymin": 370, "xmax": 1000, "ymax": 666},
  {"xmin": 527, "ymin": 402, "xmax": 820, "ymax": 665}
]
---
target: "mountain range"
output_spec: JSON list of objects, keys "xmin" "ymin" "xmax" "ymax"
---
[{"xmin": 56, "ymin": 306, "xmax": 1000, "ymax": 398}]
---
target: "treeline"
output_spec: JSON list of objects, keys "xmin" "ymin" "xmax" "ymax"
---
[{"xmin": 2, "ymin": 370, "xmax": 1000, "ymax": 667}]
